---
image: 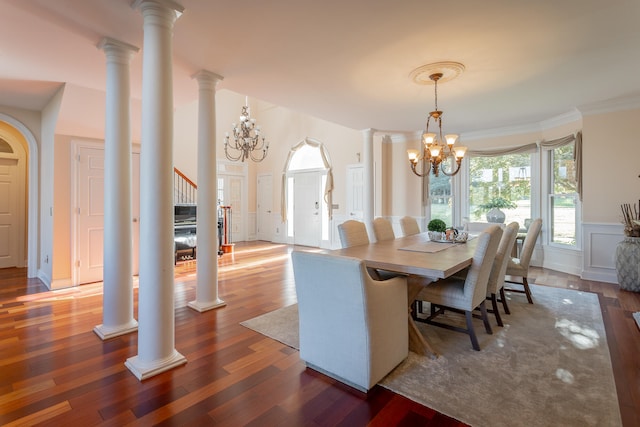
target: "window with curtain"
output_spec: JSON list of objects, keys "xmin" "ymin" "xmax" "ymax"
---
[
  {"xmin": 548, "ymin": 143, "xmax": 578, "ymax": 246},
  {"xmin": 468, "ymin": 153, "xmax": 532, "ymax": 228}
]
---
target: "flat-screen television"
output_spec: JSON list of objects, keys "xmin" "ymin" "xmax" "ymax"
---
[{"xmin": 174, "ymin": 204, "xmax": 196, "ymax": 224}]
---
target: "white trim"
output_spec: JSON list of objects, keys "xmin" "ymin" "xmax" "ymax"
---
[{"xmin": 0, "ymin": 113, "xmax": 39, "ymax": 278}]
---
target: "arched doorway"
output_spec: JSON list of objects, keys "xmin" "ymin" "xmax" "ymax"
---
[
  {"xmin": 0, "ymin": 115, "xmax": 38, "ymax": 276},
  {"xmin": 281, "ymin": 138, "xmax": 334, "ymax": 248},
  {"xmin": 0, "ymin": 131, "xmax": 27, "ymax": 268}
]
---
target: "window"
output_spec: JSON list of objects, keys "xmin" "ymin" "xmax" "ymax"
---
[
  {"xmin": 429, "ymin": 172, "xmax": 452, "ymax": 227},
  {"xmin": 0, "ymin": 138, "xmax": 13, "ymax": 153},
  {"xmin": 468, "ymin": 153, "xmax": 532, "ymax": 227},
  {"xmin": 548, "ymin": 143, "xmax": 578, "ymax": 246}
]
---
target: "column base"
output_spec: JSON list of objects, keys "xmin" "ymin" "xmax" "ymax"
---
[
  {"xmin": 187, "ymin": 298, "xmax": 226, "ymax": 312},
  {"xmin": 125, "ymin": 349, "xmax": 187, "ymax": 381},
  {"xmin": 93, "ymin": 320, "xmax": 139, "ymax": 340}
]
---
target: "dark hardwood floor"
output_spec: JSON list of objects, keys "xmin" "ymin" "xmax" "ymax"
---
[{"xmin": 1, "ymin": 241, "xmax": 639, "ymax": 426}]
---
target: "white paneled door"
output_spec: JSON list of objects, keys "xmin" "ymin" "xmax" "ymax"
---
[
  {"xmin": 0, "ymin": 157, "xmax": 22, "ymax": 268},
  {"xmin": 74, "ymin": 144, "xmax": 140, "ymax": 285},
  {"xmin": 257, "ymin": 174, "xmax": 273, "ymax": 241},
  {"xmin": 293, "ymin": 171, "xmax": 321, "ymax": 247},
  {"xmin": 346, "ymin": 164, "xmax": 364, "ymax": 220}
]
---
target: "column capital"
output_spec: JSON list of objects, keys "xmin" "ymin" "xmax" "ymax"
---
[
  {"xmin": 362, "ymin": 128, "xmax": 376, "ymax": 139},
  {"xmin": 192, "ymin": 70, "xmax": 224, "ymax": 89},
  {"xmin": 98, "ymin": 37, "xmax": 139, "ymax": 63},
  {"xmin": 132, "ymin": 0, "xmax": 184, "ymax": 23}
]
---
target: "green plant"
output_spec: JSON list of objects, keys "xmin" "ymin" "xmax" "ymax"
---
[
  {"xmin": 427, "ymin": 218, "xmax": 447, "ymax": 232},
  {"xmin": 478, "ymin": 197, "xmax": 517, "ymax": 211}
]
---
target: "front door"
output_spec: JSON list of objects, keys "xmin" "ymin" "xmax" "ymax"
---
[{"xmin": 293, "ymin": 171, "xmax": 321, "ymax": 247}]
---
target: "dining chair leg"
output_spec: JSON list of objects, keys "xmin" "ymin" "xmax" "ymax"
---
[
  {"xmin": 499, "ymin": 287, "xmax": 510, "ymax": 314},
  {"xmin": 523, "ymin": 277, "xmax": 533, "ymax": 304},
  {"xmin": 478, "ymin": 301, "xmax": 493, "ymax": 335},
  {"xmin": 465, "ymin": 310, "xmax": 480, "ymax": 351},
  {"xmin": 489, "ymin": 293, "xmax": 503, "ymax": 327}
]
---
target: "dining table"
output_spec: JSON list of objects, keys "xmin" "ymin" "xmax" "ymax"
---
[{"xmin": 330, "ymin": 231, "xmax": 479, "ymax": 359}]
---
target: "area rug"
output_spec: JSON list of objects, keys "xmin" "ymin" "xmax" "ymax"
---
[
  {"xmin": 634, "ymin": 312, "xmax": 640, "ymax": 331},
  {"xmin": 240, "ymin": 284, "xmax": 622, "ymax": 427}
]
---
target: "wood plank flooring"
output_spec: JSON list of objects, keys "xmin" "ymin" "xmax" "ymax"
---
[{"xmin": 1, "ymin": 241, "xmax": 639, "ymax": 426}]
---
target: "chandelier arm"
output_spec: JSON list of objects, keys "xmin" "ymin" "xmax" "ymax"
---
[
  {"xmin": 440, "ymin": 158, "xmax": 462, "ymax": 177},
  {"xmin": 224, "ymin": 144, "xmax": 244, "ymax": 162}
]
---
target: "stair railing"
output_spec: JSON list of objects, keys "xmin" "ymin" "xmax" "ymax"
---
[{"xmin": 174, "ymin": 167, "xmax": 197, "ymax": 204}]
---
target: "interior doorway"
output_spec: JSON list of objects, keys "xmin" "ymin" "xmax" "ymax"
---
[{"xmin": 0, "ymin": 136, "xmax": 26, "ymax": 268}]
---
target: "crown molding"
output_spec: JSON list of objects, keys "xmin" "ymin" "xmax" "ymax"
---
[{"xmin": 578, "ymin": 93, "xmax": 640, "ymax": 116}]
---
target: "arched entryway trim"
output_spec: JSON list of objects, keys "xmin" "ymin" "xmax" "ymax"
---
[
  {"xmin": 281, "ymin": 137, "xmax": 334, "ymax": 223},
  {"xmin": 0, "ymin": 113, "xmax": 39, "ymax": 277}
]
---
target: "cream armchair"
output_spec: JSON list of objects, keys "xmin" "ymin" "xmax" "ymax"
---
[
  {"xmin": 372, "ymin": 217, "xmax": 395, "ymax": 241},
  {"xmin": 291, "ymin": 250, "xmax": 408, "ymax": 392},
  {"xmin": 505, "ymin": 218, "xmax": 542, "ymax": 304},
  {"xmin": 415, "ymin": 225, "xmax": 503, "ymax": 351},
  {"xmin": 400, "ymin": 216, "xmax": 421, "ymax": 236}
]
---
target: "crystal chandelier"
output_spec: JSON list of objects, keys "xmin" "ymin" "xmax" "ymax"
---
[
  {"xmin": 407, "ymin": 72, "xmax": 466, "ymax": 177},
  {"xmin": 224, "ymin": 98, "xmax": 269, "ymax": 162}
]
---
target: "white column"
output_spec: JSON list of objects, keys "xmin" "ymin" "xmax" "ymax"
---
[
  {"xmin": 94, "ymin": 37, "xmax": 139, "ymax": 340},
  {"xmin": 126, "ymin": 0, "xmax": 186, "ymax": 381},
  {"xmin": 188, "ymin": 70, "xmax": 226, "ymax": 312},
  {"xmin": 362, "ymin": 128, "xmax": 375, "ymax": 239}
]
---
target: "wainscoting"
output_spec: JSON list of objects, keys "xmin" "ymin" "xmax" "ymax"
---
[
  {"xmin": 265, "ymin": 215, "xmax": 625, "ymax": 285},
  {"xmin": 582, "ymin": 222, "xmax": 625, "ymax": 284}
]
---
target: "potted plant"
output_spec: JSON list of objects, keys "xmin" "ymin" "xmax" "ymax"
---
[
  {"xmin": 427, "ymin": 218, "xmax": 447, "ymax": 241},
  {"xmin": 616, "ymin": 200, "xmax": 640, "ymax": 292},
  {"xmin": 478, "ymin": 197, "xmax": 517, "ymax": 224}
]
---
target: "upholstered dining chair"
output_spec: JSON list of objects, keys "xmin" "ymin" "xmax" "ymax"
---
[
  {"xmin": 338, "ymin": 220, "xmax": 370, "ymax": 248},
  {"xmin": 338, "ymin": 219, "xmax": 401, "ymax": 280},
  {"xmin": 372, "ymin": 217, "xmax": 395, "ymax": 242},
  {"xmin": 505, "ymin": 218, "xmax": 542, "ymax": 304},
  {"xmin": 485, "ymin": 221, "xmax": 520, "ymax": 326},
  {"xmin": 415, "ymin": 225, "xmax": 503, "ymax": 351},
  {"xmin": 399, "ymin": 216, "xmax": 421, "ymax": 236},
  {"xmin": 292, "ymin": 250, "xmax": 408, "ymax": 392}
]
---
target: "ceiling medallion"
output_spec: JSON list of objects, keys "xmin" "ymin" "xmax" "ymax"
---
[{"xmin": 409, "ymin": 61, "xmax": 465, "ymax": 85}]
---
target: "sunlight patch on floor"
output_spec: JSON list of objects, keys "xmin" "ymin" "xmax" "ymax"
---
[{"xmin": 555, "ymin": 318, "xmax": 600, "ymax": 349}]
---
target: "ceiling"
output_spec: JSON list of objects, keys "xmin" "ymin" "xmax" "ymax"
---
[{"xmin": 1, "ymin": 0, "xmax": 639, "ymax": 139}]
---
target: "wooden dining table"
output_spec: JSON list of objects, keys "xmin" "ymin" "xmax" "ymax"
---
[{"xmin": 330, "ymin": 232, "xmax": 479, "ymax": 359}]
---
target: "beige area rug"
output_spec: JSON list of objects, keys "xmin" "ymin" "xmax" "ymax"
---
[{"xmin": 240, "ymin": 285, "xmax": 621, "ymax": 427}]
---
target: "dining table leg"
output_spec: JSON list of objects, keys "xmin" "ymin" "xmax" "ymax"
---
[{"xmin": 407, "ymin": 275, "xmax": 438, "ymax": 359}]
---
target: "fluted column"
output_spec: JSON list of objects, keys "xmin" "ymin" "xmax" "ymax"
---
[
  {"xmin": 188, "ymin": 70, "xmax": 226, "ymax": 312},
  {"xmin": 126, "ymin": 0, "xmax": 186, "ymax": 381},
  {"xmin": 362, "ymin": 128, "xmax": 375, "ymax": 239},
  {"xmin": 94, "ymin": 38, "xmax": 139, "ymax": 340}
]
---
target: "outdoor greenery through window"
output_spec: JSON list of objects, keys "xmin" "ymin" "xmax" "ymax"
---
[
  {"xmin": 469, "ymin": 153, "xmax": 532, "ymax": 228},
  {"xmin": 549, "ymin": 143, "xmax": 577, "ymax": 245},
  {"xmin": 429, "ymin": 172, "xmax": 452, "ymax": 227}
]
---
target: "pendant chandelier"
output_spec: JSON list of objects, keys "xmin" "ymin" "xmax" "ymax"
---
[
  {"xmin": 407, "ymin": 72, "xmax": 466, "ymax": 177},
  {"xmin": 224, "ymin": 97, "xmax": 269, "ymax": 162}
]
